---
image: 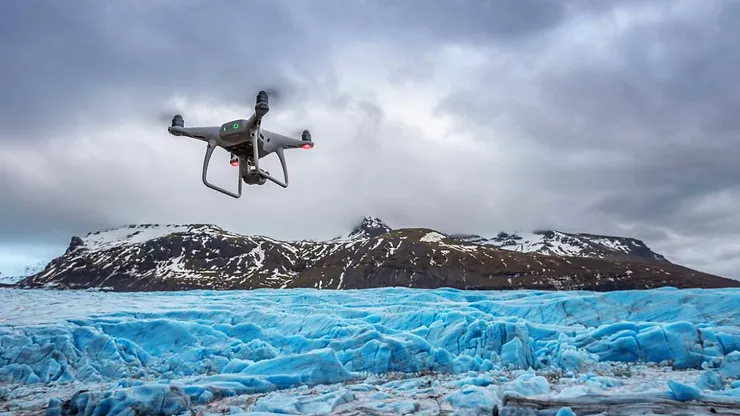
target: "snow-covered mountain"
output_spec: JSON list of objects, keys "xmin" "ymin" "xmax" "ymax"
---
[
  {"xmin": 16, "ymin": 217, "xmax": 739, "ymax": 291},
  {"xmin": 453, "ymin": 230, "xmax": 668, "ymax": 262}
]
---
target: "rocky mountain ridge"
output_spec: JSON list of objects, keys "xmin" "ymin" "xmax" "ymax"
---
[{"xmin": 15, "ymin": 217, "xmax": 740, "ymax": 291}]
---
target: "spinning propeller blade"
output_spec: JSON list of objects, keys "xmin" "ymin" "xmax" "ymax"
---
[
  {"xmin": 261, "ymin": 86, "xmax": 284, "ymax": 102},
  {"xmin": 156, "ymin": 109, "xmax": 185, "ymax": 124}
]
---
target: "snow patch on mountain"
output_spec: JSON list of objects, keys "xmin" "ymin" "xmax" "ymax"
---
[
  {"xmin": 420, "ymin": 231, "xmax": 445, "ymax": 242},
  {"xmin": 492, "ymin": 231, "xmax": 586, "ymax": 256},
  {"xmin": 78, "ymin": 224, "xmax": 235, "ymax": 252}
]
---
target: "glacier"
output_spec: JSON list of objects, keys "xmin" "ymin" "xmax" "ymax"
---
[{"xmin": 1, "ymin": 287, "xmax": 740, "ymax": 415}]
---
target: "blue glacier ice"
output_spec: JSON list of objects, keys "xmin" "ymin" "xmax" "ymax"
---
[
  {"xmin": 0, "ymin": 286, "xmax": 739, "ymax": 415},
  {"xmin": 555, "ymin": 407, "xmax": 577, "ymax": 416}
]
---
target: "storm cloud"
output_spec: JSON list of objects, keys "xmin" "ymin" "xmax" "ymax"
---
[{"xmin": 0, "ymin": 0, "xmax": 738, "ymax": 279}]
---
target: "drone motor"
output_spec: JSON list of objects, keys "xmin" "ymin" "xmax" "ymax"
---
[
  {"xmin": 301, "ymin": 129, "xmax": 313, "ymax": 149},
  {"xmin": 171, "ymin": 114, "xmax": 184, "ymax": 128},
  {"xmin": 256, "ymin": 90, "xmax": 269, "ymax": 105},
  {"xmin": 255, "ymin": 90, "xmax": 269, "ymax": 117}
]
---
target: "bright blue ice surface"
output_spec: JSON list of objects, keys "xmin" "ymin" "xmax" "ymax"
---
[{"xmin": 0, "ymin": 286, "xmax": 739, "ymax": 415}]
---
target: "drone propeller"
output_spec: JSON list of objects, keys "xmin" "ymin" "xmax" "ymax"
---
[
  {"xmin": 259, "ymin": 84, "xmax": 300, "ymax": 107},
  {"xmin": 156, "ymin": 109, "xmax": 185, "ymax": 124},
  {"xmin": 261, "ymin": 86, "xmax": 284, "ymax": 101}
]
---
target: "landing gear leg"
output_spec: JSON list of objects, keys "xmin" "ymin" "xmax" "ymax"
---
[{"xmin": 201, "ymin": 140, "xmax": 243, "ymax": 199}]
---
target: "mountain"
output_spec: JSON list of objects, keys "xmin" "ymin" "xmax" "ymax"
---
[
  {"xmin": 15, "ymin": 217, "xmax": 740, "ymax": 292},
  {"xmin": 451, "ymin": 230, "xmax": 669, "ymax": 262}
]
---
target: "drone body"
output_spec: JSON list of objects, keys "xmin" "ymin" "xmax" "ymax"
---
[{"xmin": 167, "ymin": 90, "xmax": 314, "ymax": 198}]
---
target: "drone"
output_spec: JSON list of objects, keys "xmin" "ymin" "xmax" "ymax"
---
[{"xmin": 166, "ymin": 90, "xmax": 314, "ymax": 198}]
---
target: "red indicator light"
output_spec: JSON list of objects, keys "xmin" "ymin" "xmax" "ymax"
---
[
  {"xmin": 230, "ymin": 160, "xmax": 239, "ymax": 167},
  {"xmin": 301, "ymin": 143, "xmax": 313, "ymax": 149}
]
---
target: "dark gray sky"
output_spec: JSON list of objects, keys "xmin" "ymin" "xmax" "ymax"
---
[{"xmin": 0, "ymin": 0, "xmax": 738, "ymax": 279}]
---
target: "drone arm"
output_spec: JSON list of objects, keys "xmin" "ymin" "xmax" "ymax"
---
[
  {"xmin": 168, "ymin": 126, "xmax": 220, "ymax": 142},
  {"xmin": 261, "ymin": 129, "xmax": 313, "ymax": 150}
]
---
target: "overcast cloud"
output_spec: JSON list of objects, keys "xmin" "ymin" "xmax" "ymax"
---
[{"xmin": 0, "ymin": 0, "xmax": 738, "ymax": 279}]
